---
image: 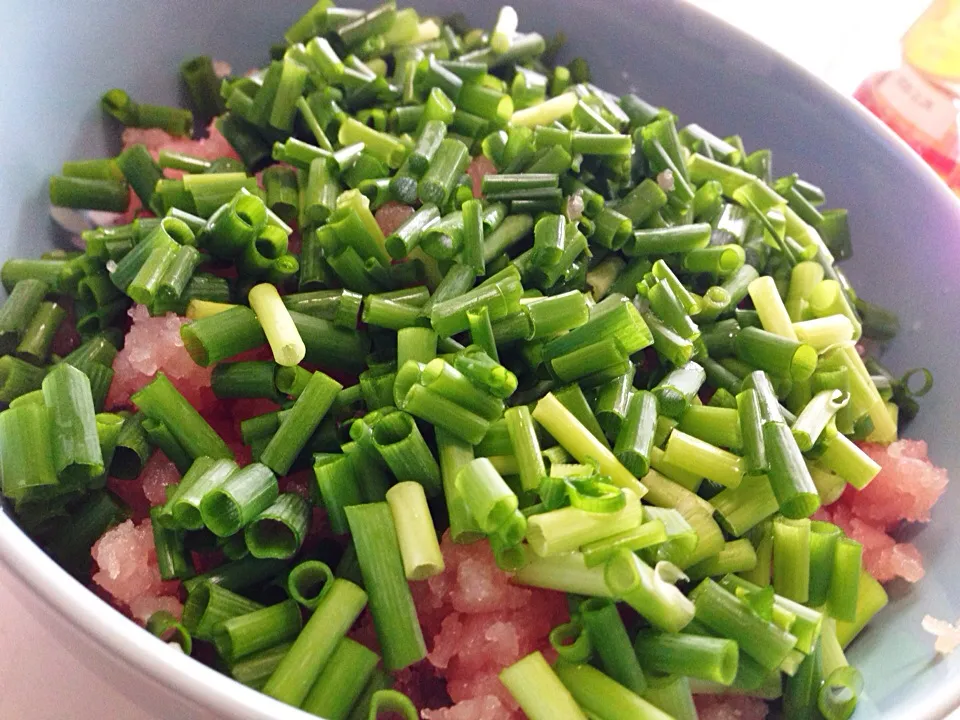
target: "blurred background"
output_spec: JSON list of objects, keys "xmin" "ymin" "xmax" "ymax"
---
[{"xmin": 689, "ymin": 0, "xmax": 960, "ymax": 195}]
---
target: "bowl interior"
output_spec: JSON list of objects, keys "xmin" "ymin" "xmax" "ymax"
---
[{"xmin": 1, "ymin": 1, "xmax": 959, "ymax": 718}]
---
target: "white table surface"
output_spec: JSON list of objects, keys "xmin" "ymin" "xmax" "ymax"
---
[{"xmin": 0, "ymin": 1, "xmax": 952, "ymax": 718}]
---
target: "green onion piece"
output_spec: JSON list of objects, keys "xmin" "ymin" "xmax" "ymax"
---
[
  {"xmin": 181, "ymin": 583, "xmax": 264, "ymax": 641},
  {"xmin": 792, "ymin": 389, "xmax": 847, "ymax": 451},
  {"xmin": 49, "ymin": 175, "xmax": 130, "ymax": 212},
  {"xmin": 261, "ymin": 370, "xmax": 341, "ymax": 476},
  {"xmin": 385, "ymin": 204, "xmax": 440, "ymax": 259},
  {"xmin": 513, "ymin": 548, "xmax": 612, "ymax": 596},
  {"xmin": 818, "ymin": 665, "xmax": 864, "ymax": 720},
  {"xmin": 166, "ymin": 458, "xmax": 234, "ymax": 530},
  {"xmin": 582, "ymin": 521, "xmax": 668, "ymax": 568},
  {"xmin": 263, "ymin": 578, "xmax": 367, "ymax": 706},
  {"xmin": 604, "ymin": 550, "xmax": 694, "ymax": 632},
  {"xmin": 527, "ymin": 489, "xmax": 642, "ymax": 557},
  {"xmin": 505, "ymin": 406, "xmax": 546, "ymax": 492},
  {"xmin": 132, "ymin": 373, "xmax": 231, "ymax": 460},
  {"xmin": 200, "ymin": 462, "xmax": 278, "ymax": 537},
  {"xmin": 0, "ymin": 356, "xmax": 45, "ymax": 404},
  {"xmin": 663, "ymin": 430, "xmax": 743, "ymax": 489},
  {"xmin": 634, "ymin": 630, "xmax": 739, "ymax": 686},
  {"xmin": 783, "ymin": 639, "xmax": 823, "ymax": 719},
  {"xmin": 430, "ymin": 269, "xmax": 522, "ymax": 337},
  {"xmin": 835, "ymin": 570, "xmax": 887, "ymax": 648},
  {"xmin": 248, "ymin": 283, "xmax": 306, "ymax": 367},
  {"xmin": 14, "ymin": 300, "xmax": 65, "ymax": 365},
  {"xmin": 290, "ymin": 311, "xmax": 370, "ymax": 374},
  {"xmin": 313, "ymin": 454, "xmax": 364, "ymax": 534},
  {"xmin": 400, "ymin": 383, "xmax": 490, "ymax": 445},
  {"xmin": 370, "ymin": 409, "xmax": 441, "ymax": 496},
  {"xmin": 0, "ymin": 402, "xmax": 59, "ymax": 503},
  {"xmin": 652, "ymin": 361, "xmax": 705, "ymax": 418},
  {"xmin": 149, "ymin": 506, "xmax": 192, "ymax": 581},
  {"xmin": 386, "ymin": 481, "xmax": 444, "ymax": 580},
  {"xmin": 677, "ymin": 405, "xmax": 742, "ymax": 451},
  {"xmin": 689, "ymin": 578, "xmax": 797, "ymax": 671},
  {"xmin": 773, "ymin": 517, "xmax": 811, "ymax": 602},
  {"xmin": 181, "ymin": 306, "xmax": 267, "ymax": 367},
  {"xmin": 455, "ymin": 457, "xmax": 518, "ymax": 533},
  {"xmin": 579, "ymin": 597, "xmax": 648, "ymax": 694},
  {"xmin": 735, "ymin": 326, "xmax": 817, "ymax": 382},
  {"xmin": 554, "ymin": 660, "xmax": 673, "ymax": 720},
  {"xmin": 146, "ymin": 610, "xmax": 192, "ymax": 654},
  {"xmin": 345, "ymin": 502, "xmax": 427, "ymax": 671},
  {"xmin": 214, "ymin": 598, "xmax": 302, "ymax": 663},
  {"xmin": 533, "ymin": 392, "xmax": 646, "ymax": 499},
  {"xmin": 244, "ymin": 492, "xmax": 310, "ymax": 559},
  {"xmin": 500, "ymin": 651, "xmax": 587, "ymax": 720},
  {"xmin": 40, "ymin": 363, "xmax": 103, "ymax": 482},
  {"xmin": 809, "ymin": 521, "xmax": 841, "ymax": 607},
  {"xmin": 815, "ymin": 433, "xmax": 881, "ymax": 490},
  {"xmin": 685, "ymin": 538, "xmax": 758, "ymax": 581},
  {"xmin": 302, "ymin": 637, "xmax": 381, "ymax": 720},
  {"xmin": 435, "ymin": 427, "xmax": 483, "ymax": 543},
  {"xmin": 764, "ymin": 421, "xmax": 821, "ymax": 519},
  {"xmin": 827, "ymin": 538, "xmax": 864, "ymax": 623},
  {"xmin": 419, "ymin": 358, "xmax": 504, "ymax": 420},
  {"xmin": 211, "ymin": 361, "xmax": 282, "ymax": 401},
  {"xmin": 418, "ymin": 138, "xmax": 470, "ymax": 206},
  {"xmin": 453, "ymin": 346, "xmax": 518, "ymax": 399},
  {"xmin": 549, "ymin": 621, "xmax": 593, "ymax": 663},
  {"xmin": 710, "ymin": 474, "xmax": 779, "ymax": 537},
  {"xmin": 287, "ymin": 560, "xmax": 334, "ymax": 611},
  {"xmin": 0, "ymin": 279, "xmax": 48, "ymax": 354}
]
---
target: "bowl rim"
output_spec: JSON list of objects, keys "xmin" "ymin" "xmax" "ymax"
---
[{"xmin": 0, "ymin": 1, "xmax": 958, "ymax": 719}]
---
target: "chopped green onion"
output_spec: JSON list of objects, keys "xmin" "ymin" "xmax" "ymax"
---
[
  {"xmin": 302, "ymin": 637, "xmax": 381, "ymax": 720},
  {"xmin": 604, "ymin": 550, "xmax": 693, "ymax": 632},
  {"xmin": 262, "ymin": 578, "xmax": 367, "ymax": 706},
  {"xmin": 213, "ymin": 598, "xmax": 302, "ymax": 662},
  {"xmin": 244, "ymin": 492, "xmax": 310, "ymax": 559},
  {"xmin": 345, "ymin": 502, "xmax": 427, "ymax": 671},
  {"xmin": 200, "ymin": 461, "xmax": 278, "ymax": 537}
]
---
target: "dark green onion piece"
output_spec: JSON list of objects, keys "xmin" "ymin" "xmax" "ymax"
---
[
  {"xmin": 15, "ymin": 301, "xmax": 65, "ymax": 365},
  {"xmin": 261, "ymin": 370, "xmax": 341, "ymax": 476},
  {"xmin": 764, "ymin": 422, "xmax": 820, "ymax": 519},
  {"xmin": 41, "ymin": 363, "xmax": 104, "ymax": 483},
  {"xmin": 314, "ymin": 453, "xmax": 364, "ymax": 535},
  {"xmin": 370, "ymin": 409, "xmax": 441, "ymax": 496},
  {"xmin": 214, "ymin": 598, "xmax": 302, "ymax": 663},
  {"xmin": 302, "ymin": 637, "xmax": 381, "ymax": 720},
  {"xmin": 146, "ymin": 610, "xmax": 192, "ymax": 654},
  {"xmin": 689, "ymin": 578, "xmax": 797, "ymax": 671},
  {"xmin": 0, "ymin": 403, "xmax": 59, "ymax": 504},
  {"xmin": 287, "ymin": 560, "xmax": 334, "ymax": 611},
  {"xmin": 614, "ymin": 390, "xmax": 657, "ymax": 478},
  {"xmin": 244, "ymin": 492, "xmax": 310, "ymax": 559},
  {"xmin": 181, "ymin": 306, "xmax": 267, "ymax": 367},
  {"xmin": 181, "ymin": 583, "xmax": 264, "ymax": 642},
  {"xmin": 634, "ymin": 630, "xmax": 739, "ymax": 685},
  {"xmin": 212, "ymin": 361, "xmax": 282, "ymax": 401},
  {"xmin": 200, "ymin": 462, "xmax": 278, "ymax": 537},
  {"xmin": 263, "ymin": 578, "xmax": 368, "ymax": 706},
  {"xmin": 346, "ymin": 502, "xmax": 427, "ymax": 671},
  {"xmin": 0, "ymin": 279, "xmax": 48, "ymax": 353},
  {"xmin": 132, "ymin": 373, "xmax": 232, "ymax": 460},
  {"xmin": 580, "ymin": 597, "xmax": 648, "ymax": 694}
]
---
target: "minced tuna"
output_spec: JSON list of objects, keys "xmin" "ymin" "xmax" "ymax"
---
[{"xmin": 816, "ymin": 439, "xmax": 948, "ymax": 583}]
